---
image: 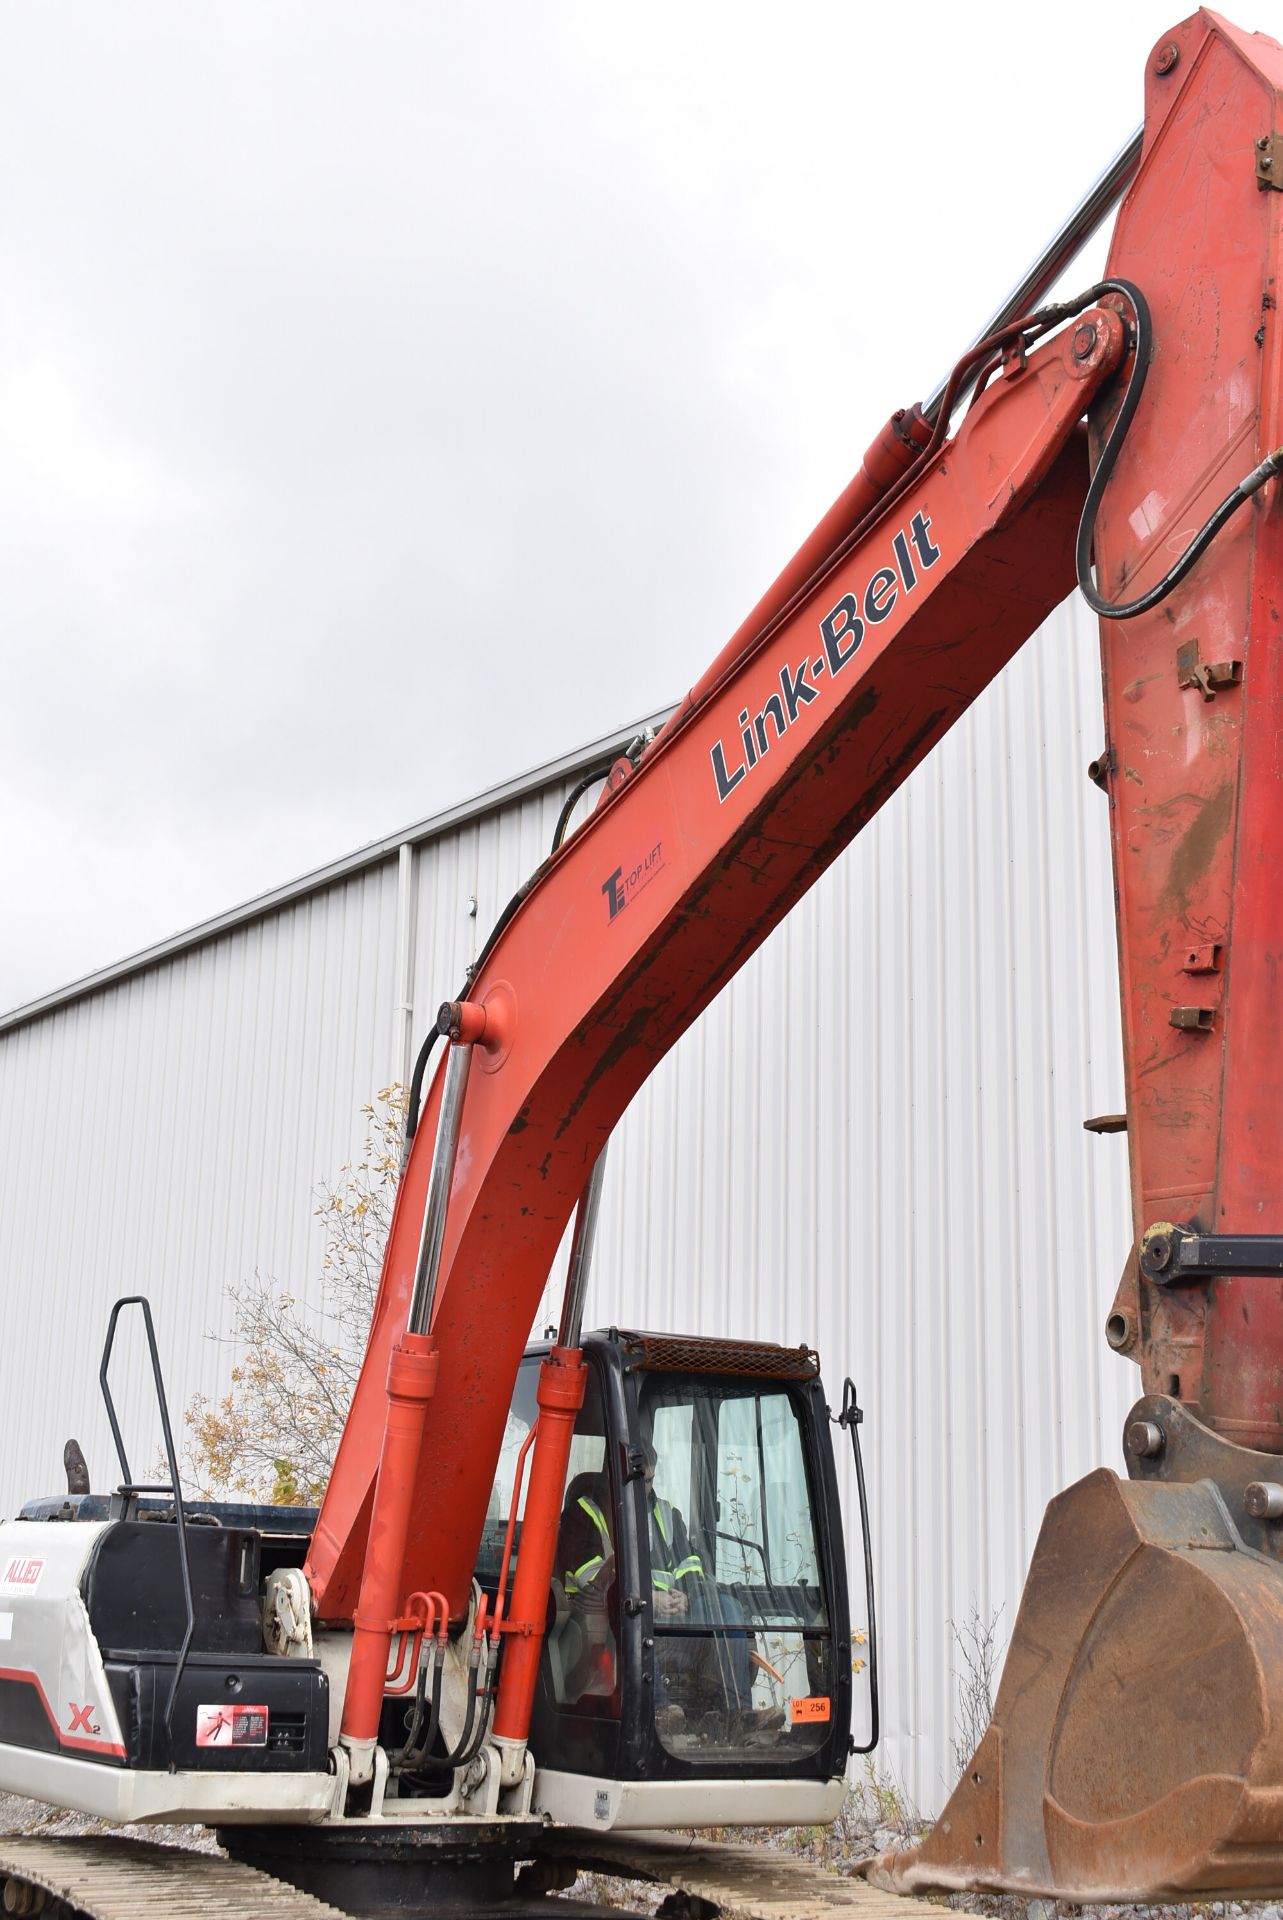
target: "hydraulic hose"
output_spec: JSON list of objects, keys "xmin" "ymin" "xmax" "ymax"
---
[
  {"xmin": 444, "ymin": 1642, "xmax": 483, "ymax": 1768},
  {"xmin": 399, "ymin": 1656, "xmax": 429, "ymax": 1758},
  {"xmin": 443, "ymin": 1651, "xmax": 480, "ymax": 1765},
  {"xmin": 645, "ymin": 279, "xmax": 1144, "ymax": 771},
  {"xmin": 1069, "ymin": 277, "xmax": 1283, "ymax": 619},
  {"xmin": 404, "ymin": 861, "xmax": 546, "ymax": 1147},
  {"xmin": 404, "ymin": 1027, "xmax": 442, "ymax": 1149},
  {"xmin": 550, "ymin": 761, "xmax": 615, "ymax": 855},
  {"xmin": 396, "ymin": 1640, "xmax": 445, "ymax": 1769},
  {"xmin": 452, "ymin": 1635, "xmax": 500, "ymax": 1770}
]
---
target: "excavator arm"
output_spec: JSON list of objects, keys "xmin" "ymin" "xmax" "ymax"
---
[
  {"xmin": 877, "ymin": 10, "xmax": 1283, "ymax": 1900},
  {"xmin": 300, "ymin": 4, "xmax": 1283, "ymax": 1899}
]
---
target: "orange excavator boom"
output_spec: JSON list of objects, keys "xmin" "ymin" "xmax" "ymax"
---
[{"xmin": 307, "ymin": 9, "xmax": 1283, "ymax": 1896}]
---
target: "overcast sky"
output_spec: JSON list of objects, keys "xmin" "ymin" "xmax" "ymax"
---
[{"xmin": 2, "ymin": 0, "xmax": 1205, "ymax": 1012}]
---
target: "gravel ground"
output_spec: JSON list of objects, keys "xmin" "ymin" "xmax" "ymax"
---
[
  {"xmin": 0, "ymin": 1790, "xmax": 217, "ymax": 1854},
  {"xmin": 944, "ymin": 1902, "xmax": 1283, "ymax": 1920},
  {"xmin": 0, "ymin": 1787, "xmax": 1277, "ymax": 1920}
]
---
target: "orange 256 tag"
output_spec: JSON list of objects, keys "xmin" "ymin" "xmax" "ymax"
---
[{"xmin": 790, "ymin": 1696, "xmax": 831, "ymax": 1723}]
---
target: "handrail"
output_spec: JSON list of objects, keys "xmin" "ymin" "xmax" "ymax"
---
[{"xmin": 99, "ymin": 1295, "xmax": 196, "ymax": 1770}]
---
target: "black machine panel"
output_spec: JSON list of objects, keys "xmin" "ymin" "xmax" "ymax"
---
[
  {"xmin": 83, "ymin": 1521, "xmax": 263, "ymax": 1658},
  {"xmin": 105, "ymin": 1654, "xmax": 329, "ymax": 1773},
  {"xmin": 83, "ymin": 1520, "xmax": 327, "ymax": 1773}
]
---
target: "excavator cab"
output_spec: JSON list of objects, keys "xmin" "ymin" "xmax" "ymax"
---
[{"xmin": 475, "ymin": 1329, "xmax": 856, "ymax": 1827}]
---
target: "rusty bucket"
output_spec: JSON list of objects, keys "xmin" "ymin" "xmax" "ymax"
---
[{"xmin": 873, "ymin": 1449, "xmax": 1283, "ymax": 1900}]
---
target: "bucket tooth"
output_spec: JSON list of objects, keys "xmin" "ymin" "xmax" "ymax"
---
[{"xmin": 872, "ymin": 1467, "xmax": 1283, "ymax": 1901}]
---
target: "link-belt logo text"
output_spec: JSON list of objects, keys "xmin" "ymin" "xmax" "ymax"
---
[{"xmin": 709, "ymin": 509, "xmax": 940, "ymax": 803}]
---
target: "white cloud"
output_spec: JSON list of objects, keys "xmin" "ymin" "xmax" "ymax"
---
[{"xmin": 0, "ymin": 0, "xmax": 1209, "ymax": 1009}]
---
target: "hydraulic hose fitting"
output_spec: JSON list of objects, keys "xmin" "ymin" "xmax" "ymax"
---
[
  {"xmin": 437, "ymin": 993, "xmax": 514, "ymax": 1059},
  {"xmin": 437, "ymin": 999, "xmax": 488, "ymax": 1044}
]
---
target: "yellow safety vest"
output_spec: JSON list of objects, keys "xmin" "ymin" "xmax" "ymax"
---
[
  {"xmin": 565, "ymin": 1494, "xmax": 611, "ymax": 1595},
  {"xmin": 650, "ymin": 1496, "xmax": 704, "ymax": 1591}
]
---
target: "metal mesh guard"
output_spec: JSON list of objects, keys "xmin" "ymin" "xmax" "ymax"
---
[{"xmin": 616, "ymin": 1330, "xmax": 820, "ymax": 1380}]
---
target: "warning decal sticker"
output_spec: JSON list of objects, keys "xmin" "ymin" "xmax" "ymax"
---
[{"xmin": 196, "ymin": 1703, "xmax": 269, "ymax": 1747}]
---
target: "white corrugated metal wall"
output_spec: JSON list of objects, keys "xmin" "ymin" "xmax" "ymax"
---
[{"xmin": 0, "ymin": 594, "xmax": 1133, "ymax": 1812}]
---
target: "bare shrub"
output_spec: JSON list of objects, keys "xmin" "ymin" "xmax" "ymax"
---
[
  {"xmin": 950, "ymin": 1601, "xmax": 1004, "ymax": 1782},
  {"xmin": 180, "ymin": 1087, "xmax": 405, "ymax": 1505}
]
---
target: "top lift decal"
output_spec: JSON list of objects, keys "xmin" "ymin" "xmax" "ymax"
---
[{"xmin": 709, "ymin": 509, "xmax": 941, "ymax": 804}]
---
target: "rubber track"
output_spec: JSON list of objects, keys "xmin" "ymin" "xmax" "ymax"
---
[
  {"xmin": 0, "ymin": 1835, "xmax": 349, "ymax": 1920},
  {"xmin": 539, "ymin": 1829, "xmax": 981, "ymax": 1920}
]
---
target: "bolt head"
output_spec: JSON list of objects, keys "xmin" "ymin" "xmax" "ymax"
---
[
  {"xmin": 1072, "ymin": 322, "xmax": 1098, "ymax": 362},
  {"xmin": 1127, "ymin": 1419, "xmax": 1165, "ymax": 1459},
  {"xmin": 1145, "ymin": 1231, "xmax": 1173, "ymax": 1271},
  {"xmin": 1246, "ymin": 1481, "xmax": 1283, "ymax": 1520},
  {"xmin": 1154, "ymin": 41, "xmax": 1180, "ymax": 75}
]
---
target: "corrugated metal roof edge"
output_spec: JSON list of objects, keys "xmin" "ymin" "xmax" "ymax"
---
[{"xmin": 1, "ymin": 705, "xmax": 676, "ymax": 1038}]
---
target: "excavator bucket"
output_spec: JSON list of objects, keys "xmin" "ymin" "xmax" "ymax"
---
[{"xmin": 873, "ymin": 1463, "xmax": 1283, "ymax": 1899}]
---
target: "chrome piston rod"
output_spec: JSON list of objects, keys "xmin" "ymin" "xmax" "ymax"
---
[
  {"xmin": 558, "ymin": 1147, "xmax": 610, "ymax": 1349},
  {"xmin": 925, "ymin": 126, "xmax": 1143, "ymax": 422},
  {"xmin": 408, "ymin": 1038, "xmax": 474, "ymax": 1336}
]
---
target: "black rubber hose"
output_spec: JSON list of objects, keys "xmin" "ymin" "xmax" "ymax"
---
[
  {"xmin": 692, "ymin": 279, "xmax": 1132, "ymax": 726},
  {"xmin": 1082, "ymin": 442, "xmax": 1283, "ymax": 618},
  {"xmin": 398, "ymin": 1641, "xmax": 446, "ymax": 1768},
  {"xmin": 452, "ymin": 1641, "xmax": 499, "ymax": 1769},
  {"xmin": 440, "ymin": 1648, "xmax": 481, "ymax": 1768},
  {"xmin": 396, "ymin": 1656, "xmax": 430, "ymax": 1761},
  {"xmin": 404, "ymin": 864, "xmax": 542, "ymax": 1146},
  {"xmin": 404, "ymin": 1028, "xmax": 442, "ymax": 1147},
  {"xmin": 551, "ymin": 761, "xmax": 615, "ymax": 855},
  {"xmin": 1068, "ymin": 277, "xmax": 1279, "ymax": 621},
  {"xmin": 422, "ymin": 1643, "xmax": 445, "ymax": 1758}
]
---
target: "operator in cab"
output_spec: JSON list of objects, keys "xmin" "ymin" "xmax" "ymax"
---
[
  {"xmin": 557, "ymin": 1436, "xmax": 753, "ymax": 1733},
  {"xmin": 639, "ymin": 1437, "xmax": 753, "ymax": 1732}
]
